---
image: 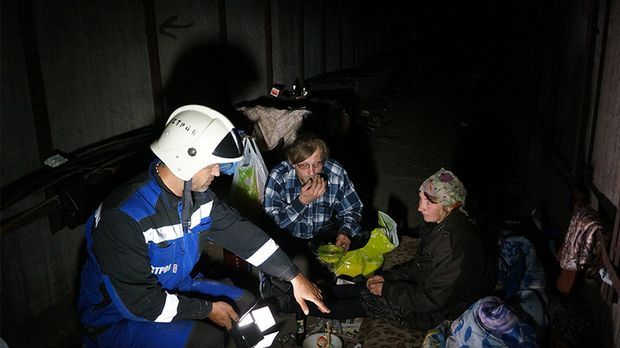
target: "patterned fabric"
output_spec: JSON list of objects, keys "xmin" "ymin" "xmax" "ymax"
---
[
  {"xmin": 264, "ymin": 158, "xmax": 363, "ymax": 239},
  {"xmin": 237, "ymin": 105, "xmax": 311, "ymax": 151},
  {"xmin": 423, "ymin": 297, "xmax": 539, "ymax": 348},
  {"xmin": 423, "ymin": 321, "xmax": 451, "ymax": 348},
  {"xmin": 358, "ymin": 317, "xmax": 426, "ymax": 347},
  {"xmin": 557, "ymin": 206, "xmax": 606, "ymax": 275},
  {"xmin": 497, "ymin": 234, "xmax": 547, "ymax": 329},
  {"xmin": 498, "ymin": 235, "xmax": 546, "ymax": 295},
  {"xmin": 382, "ymin": 235, "xmax": 419, "ymax": 269},
  {"xmin": 419, "ymin": 168, "xmax": 467, "ymax": 214}
]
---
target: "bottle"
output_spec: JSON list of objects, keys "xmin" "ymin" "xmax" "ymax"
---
[
  {"xmin": 295, "ymin": 312, "xmax": 306, "ymax": 346},
  {"xmin": 292, "ymin": 78, "xmax": 300, "ymax": 97}
]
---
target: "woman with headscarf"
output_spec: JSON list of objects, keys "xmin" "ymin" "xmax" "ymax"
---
[{"xmin": 364, "ymin": 168, "xmax": 496, "ymax": 330}]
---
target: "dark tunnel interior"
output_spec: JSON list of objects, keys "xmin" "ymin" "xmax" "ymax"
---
[{"xmin": 1, "ymin": 1, "xmax": 618, "ymax": 347}]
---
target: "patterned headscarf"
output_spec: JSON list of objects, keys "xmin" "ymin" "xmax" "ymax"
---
[{"xmin": 419, "ymin": 168, "xmax": 467, "ymax": 213}]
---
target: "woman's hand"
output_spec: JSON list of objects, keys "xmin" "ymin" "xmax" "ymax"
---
[
  {"xmin": 366, "ymin": 275, "xmax": 385, "ymax": 296},
  {"xmin": 290, "ymin": 273, "xmax": 331, "ymax": 315},
  {"xmin": 208, "ymin": 301, "xmax": 239, "ymax": 330}
]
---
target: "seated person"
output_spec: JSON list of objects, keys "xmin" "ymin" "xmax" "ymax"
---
[
  {"xmin": 263, "ymin": 133, "xmax": 364, "ymax": 281},
  {"xmin": 364, "ymin": 168, "xmax": 496, "ymax": 330}
]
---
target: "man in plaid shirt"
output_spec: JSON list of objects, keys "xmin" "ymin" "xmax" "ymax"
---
[{"xmin": 264, "ymin": 134, "xmax": 363, "ymax": 273}]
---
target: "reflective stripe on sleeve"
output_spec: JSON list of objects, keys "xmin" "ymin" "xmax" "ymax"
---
[
  {"xmin": 154, "ymin": 292, "xmax": 179, "ymax": 323},
  {"xmin": 245, "ymin": 239, "xmax": 279, "ymax": 266}
]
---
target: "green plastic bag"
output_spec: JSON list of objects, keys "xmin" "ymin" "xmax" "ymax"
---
[
  {"xmin": 230, "ymin": 137, "xmax": 268, "ymax": 220},
  {"xmin": 319, "ymin": 211, "xmax": 399, "ymax": 278},
  {"xmin": 232, "ymin": 166, "xmax": 260, "ymax": 201}
]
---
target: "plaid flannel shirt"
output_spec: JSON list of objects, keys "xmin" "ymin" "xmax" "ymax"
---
[{"xmin": 263, "ymin": 159, "xmax": 363, "ymax": 239}]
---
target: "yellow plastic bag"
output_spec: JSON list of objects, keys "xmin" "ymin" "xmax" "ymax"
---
[
  {"xmin": 320, "ymin": 211, "xmax": 398, "ymax": 278},
  {"xmin": 317, "ymin": 244, "xmax": 346, "ymax": 264}
]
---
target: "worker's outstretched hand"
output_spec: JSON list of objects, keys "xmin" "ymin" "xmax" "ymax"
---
[
  {"xmin": 208, "ymin": 301, "xmax": 239, "ymax": 330},
  {"xmin": 290, "ymin": 273, "xmax": 331, "ymax": 315}
]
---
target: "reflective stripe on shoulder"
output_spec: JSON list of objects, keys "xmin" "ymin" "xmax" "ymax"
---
[
  {"xmin": 142, "ymin": 201, "xmax": 213, "ymax": 243},
  {"xmin": 246, "ymin": 239, "xmax": 279, "ymax": 266},
  {"xmin": 190, "ymin": 201, "xmax": 213, "ymax": 228},
  {"xmin": 94, "ymin": 204, "xmax": 103, "ymax": 227},
  {"xmin": 143, "ymin": 224, "xmax": 183, "ymax": 244},
  {"xmin": 154, "ymin": 292, "xmax": 179, "ymax": 323}
]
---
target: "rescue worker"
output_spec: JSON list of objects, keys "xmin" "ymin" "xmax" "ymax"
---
[{"xmin": 77, "ymin": 105, "xmax": 329, "ymax": 347}]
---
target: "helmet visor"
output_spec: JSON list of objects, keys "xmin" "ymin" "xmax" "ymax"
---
[{"xmin": 213, "ymin": 130, "xmax": 243, "ymax": 161}]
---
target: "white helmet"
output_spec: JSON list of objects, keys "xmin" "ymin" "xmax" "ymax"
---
[{"xmin": 151, "ymin": 105, "xmax": 243, "ymax": 181}]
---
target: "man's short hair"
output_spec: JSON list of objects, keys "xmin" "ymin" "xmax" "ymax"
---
[{"xmin": 287, "ymin": 133, "xmax": 329, "ymax": 164}]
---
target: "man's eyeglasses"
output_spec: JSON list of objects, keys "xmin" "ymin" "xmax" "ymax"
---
[{"xmin": 294, "ymin": 161, "xmax": 324, "ymax": 170}]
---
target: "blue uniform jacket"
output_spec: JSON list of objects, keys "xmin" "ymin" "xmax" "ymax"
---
[{"xmin": 78, "ymin": 162, "xmax": 298, "ymax": 330}]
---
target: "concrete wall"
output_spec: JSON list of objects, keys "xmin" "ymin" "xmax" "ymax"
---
[
  {"xmin": 271, "ymin": 0, "xmax": 303, "ymax": 87},
  {"xmin": 155, "ymin": 0, "xmax": 223, "ymax": 114},
  {"xmin": 35, "ymin": 0, "xmax": 156, "ymax": 152},
  {"xmin": 303, "ymin": 0, "xmax": 323, "ymax": 78},
  {"xmin": 591, "ymin": 0, "xmax": 620, "ymax": 206},
  {"xmin": 1, "ymin": 1, "xmax": 40, "ymax": 185},
  {"xmin": 510, "ymin": 0, "xmax": 619, "ymax": 343},
  {"xmin": 592, "ymin": 1, "xmax": 620, "ymax": 345},
  {"xmin": 226, "ymin": 0, "xmax": 269, "ymax": 103},
  {"xmin": 554, "ymin": 0, "xmax": 590, "ymax": 172},
  {"xmin": 510, "ymin": 0, "xmax": 617, "ymax": 231},
  {"xmin": 324, "ymin": 0, "xmax": 343, "ymax": 72},
  {"xmin": 2, "ymin": 1, "xmax": 156, "ymax": 345}
]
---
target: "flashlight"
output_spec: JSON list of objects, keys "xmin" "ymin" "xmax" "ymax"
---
[{"xmin": 230, "ymin": 301, "xmax": 279, "ymax": 348}]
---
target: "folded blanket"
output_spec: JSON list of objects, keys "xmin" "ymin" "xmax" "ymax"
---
[
  {"xmin": 423, "ymin": 296, "xmax": 539, "ymax": 348},
  {"xmin": 497, "ymin": 235, "xmax": 548, "ymax": 328}
]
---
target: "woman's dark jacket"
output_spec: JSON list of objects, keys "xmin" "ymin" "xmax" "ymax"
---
[{"xmin": 381, "ymin": 210, "xmax": 496, "ymax": 330}]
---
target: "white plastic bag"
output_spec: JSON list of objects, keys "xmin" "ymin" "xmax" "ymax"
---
[
  {"xmin": 377, "ymin": 211, "xmax": 399, "ymax": 248},
  {"xmin": 230, "ymin": 137, "xmax": 268, "ymax": 218}
]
